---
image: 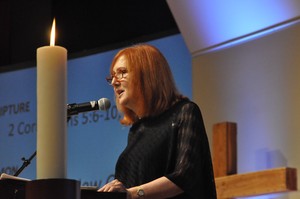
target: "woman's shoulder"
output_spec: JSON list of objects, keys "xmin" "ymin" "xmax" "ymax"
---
[
  {"xmin": 134, "ymin": 99, "xmax": 200, "ymax": 125},
  {"xmin": 173, "ymin": 98, "xmax": 200, "ymax": 112},
  {"xmin": 171, "ymin": 98, "xmax": 204, "ymax": 122}
]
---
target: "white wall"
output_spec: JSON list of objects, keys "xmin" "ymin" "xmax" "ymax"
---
[
  {"xmin": 193, "ymin": 22, "xmax": 300, "ymax": 199},
  {"xmin": 167, "ymin": 0, "xmax": 300, "ymax": 56}
]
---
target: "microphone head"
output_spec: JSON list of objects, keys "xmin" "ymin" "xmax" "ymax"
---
[{"xmin": 98, "ymin": 98, "xmax": 111, "ymax": 111}]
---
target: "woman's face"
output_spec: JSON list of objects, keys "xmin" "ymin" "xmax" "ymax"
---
[{"xmin": 111, "ymin": 56, "xmax": 136, "ymax": 112}]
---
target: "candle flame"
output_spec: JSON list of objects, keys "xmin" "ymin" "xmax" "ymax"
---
[{"xmin": 50, "ymin": 19, "xmax": 56, "ymax": 46}]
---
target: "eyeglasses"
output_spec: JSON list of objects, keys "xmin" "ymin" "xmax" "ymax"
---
[{"xmin": 106, "ymin": 68, "xmax": 128, "ymax": 85}]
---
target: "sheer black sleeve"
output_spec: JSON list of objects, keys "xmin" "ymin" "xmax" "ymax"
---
[{"xmin": 165, "ymin": 102, "xmax": 216, "ymax": 199}]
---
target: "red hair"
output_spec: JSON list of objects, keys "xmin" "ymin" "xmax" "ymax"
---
[{"xmin": 110, "ymin": 44, "xmax": 184, "ymax": 125}]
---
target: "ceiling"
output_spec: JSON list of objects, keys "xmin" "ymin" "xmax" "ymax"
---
[{"xmin": 0, "ymin": 0, "xmax": 179, "ymax": 71}]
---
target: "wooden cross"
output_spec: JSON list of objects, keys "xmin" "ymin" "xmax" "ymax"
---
[{"xmin": 212, "ymin": 122, "xmax": 297, "ymax": 198}]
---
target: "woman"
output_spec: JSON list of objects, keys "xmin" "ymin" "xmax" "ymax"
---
[{"xmin": 98, "ymin": 44, "xmax": 216, "ymax": 199}]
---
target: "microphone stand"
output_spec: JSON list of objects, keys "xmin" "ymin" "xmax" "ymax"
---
[
  {"xmin": 13, "ymin": 116, "xmax": 71, "ymax": 177},
  {"xmin": 14, "ymin": 151, "xmax": 36, "ymax": 177}
]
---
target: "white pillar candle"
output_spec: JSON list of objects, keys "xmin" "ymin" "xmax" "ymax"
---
[{"xmin": 36, "ymin": 19, "xmax": 67, "ymax": 179}]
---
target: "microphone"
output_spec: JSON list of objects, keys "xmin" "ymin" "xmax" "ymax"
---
[{"xmin": 67, "ymin": 98, "xmax": 111, "ymax": 116}]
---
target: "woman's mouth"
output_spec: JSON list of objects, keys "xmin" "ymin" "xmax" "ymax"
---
[{"xmin": 116, "ymin": 89, "xmax": 124, "ymax": 98}]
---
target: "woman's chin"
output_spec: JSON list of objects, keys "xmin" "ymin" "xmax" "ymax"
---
[{"xmin": 118, "ymin": 96, "xmax": 128, "ymax": 107}]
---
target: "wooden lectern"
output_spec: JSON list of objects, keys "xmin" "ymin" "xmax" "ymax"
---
[
  {"xmin": 0, "ymin": 179, "xmax": 26, "ymax": 199},
  {"xmin": 0, "ymin": 179, "xmax": 126, "ymax": 199}
]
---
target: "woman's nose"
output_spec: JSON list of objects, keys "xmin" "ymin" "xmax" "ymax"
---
[{"xmin": 111, "ymin": 77, "xmax": 120, "ymax": 86}]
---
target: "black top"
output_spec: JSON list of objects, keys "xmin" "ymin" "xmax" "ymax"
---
[{"xmin": 115, "ymin": 99, "xmax": 217, "ymax": 199}]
